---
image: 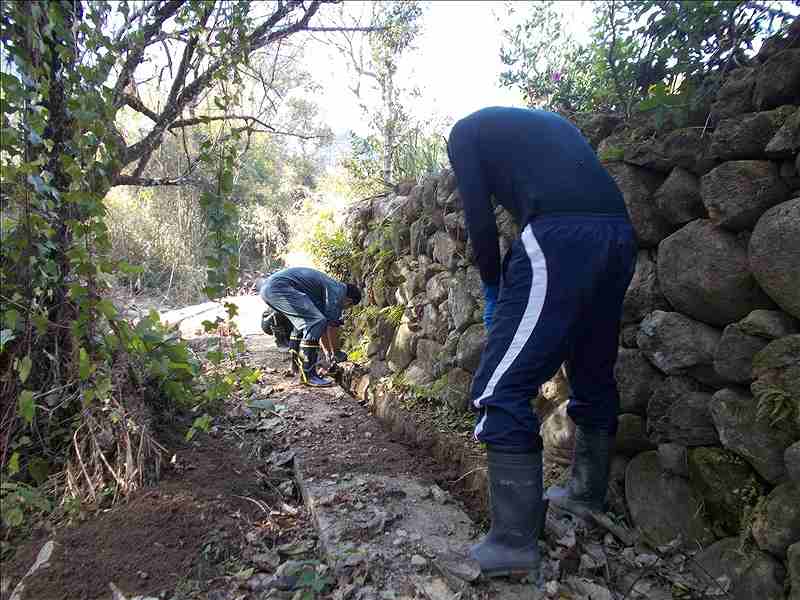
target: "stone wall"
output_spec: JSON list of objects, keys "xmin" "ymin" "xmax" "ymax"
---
[{"xmin": 341, "ymin": 34, "xmax": 800, "ymax": 598}]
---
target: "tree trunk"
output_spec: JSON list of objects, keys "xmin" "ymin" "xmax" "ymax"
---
[{"xmin": 382, "ymin": 62, "xmax": 395, "ymax": 186}]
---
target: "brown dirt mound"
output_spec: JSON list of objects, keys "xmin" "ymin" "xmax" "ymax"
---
[{"xmin": 3, "ymin": 434, "xmax": 270, "ymax": 600}]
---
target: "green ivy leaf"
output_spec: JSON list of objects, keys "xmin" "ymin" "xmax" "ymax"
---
[
  {"xmin": 8, "ymin": 452, "xmax": 20, "ymax": 476},
  {"xmin": 3, "ymin": 507, "xmax": 24, "ymax": 528},
  {"xmin": 79, "ymin": 347, "xmax": 91, "ymax": 380},
  {"xmin": 96, "ymin": 299, "xmax": 117, "ymax": 319},
  {"xmin": 28, "ymin": 457, "xmax": 50, "ymax": 484},
  {"xmin": 18, "ymin": 355, "xmax": 32, "ymax": 383},
  {"xmin": 18, "ymin": 390, "xmax": 35, "ymax": 424}
]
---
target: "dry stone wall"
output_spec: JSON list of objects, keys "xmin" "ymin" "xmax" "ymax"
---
[{"xmin": 341, "ymin": 33, "xmax": 800, "ymax": 598}]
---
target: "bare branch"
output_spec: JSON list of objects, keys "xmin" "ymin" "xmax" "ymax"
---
[
  {"xmin": 112, "ymin": 0, "xmax": 187, "ymax": 108},
  {"xmin": 118, "ymin": 1, "xmax": 323, "ymax": 171},
  {"xmin": 113, "ymin": 173, "xmax": 198, "ymax": 187},
  {"xmin": 123, "ymin": 93, "xmax": 159, "ymax": 122},
  {"xmin": 303, "ymin": 26, "xmax": 386, "ymax": 32},
  {"xmin": 168, "ymin": 114, "xmax": 324, "ymax": 140}
]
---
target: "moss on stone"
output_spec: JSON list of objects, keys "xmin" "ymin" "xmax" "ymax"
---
[{"xmin": 688, "ymin": 447, "xmax": 766, "ymax": 537}]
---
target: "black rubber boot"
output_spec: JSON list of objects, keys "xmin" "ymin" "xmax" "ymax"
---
[
  {"xmin": 288, "ymin": 337, "xmax": 301, "ymax": 376},
  {"xmin": 546, "ymin": 426, "xmax": 613, "ymax": 517},
  {"xmin": 470, "ymin": 449, "xmax": 544, "ymax": 580},
  {"xmin": 299, "ymin": 344, "xmax": 334, "ymax": 388}
]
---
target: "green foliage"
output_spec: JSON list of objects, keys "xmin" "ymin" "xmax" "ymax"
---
[
  {"xmin": 500, "ymin": 0, "xmax": 800, "ymax": 117},
  {"xmin": 0, "ymin": 0, "xmax": 315, "ymax": 535},
  {"xmin": 500, "ymin": 1, "xmax": 602, "ymax": 112},
  {"xmin": 306, "ymin": 222, "xmax": 356, "ymax": 282},
  {"xmin": 753, "ymin": 381, "xmax": 798, "ymax": 429},
  {"xmin": 343, "ymin": 124, "xmax": 448, "ymax": 195},
  {"xmin": 379, "ymin": 304, "xmax": 405, "ymax": 326},
  {"xmin": 1, "ymin": 481, "xmax": 51, "ymax": 531}
]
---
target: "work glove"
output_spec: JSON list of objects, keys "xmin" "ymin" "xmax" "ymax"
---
[{"xmin": 482, "ymin": 282, "xmax": 499, "ymax": 329}]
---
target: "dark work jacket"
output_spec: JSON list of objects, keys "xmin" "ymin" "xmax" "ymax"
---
[{"xmin": 447, "ymin": 106, "xmax": 629, "ymax": 286}]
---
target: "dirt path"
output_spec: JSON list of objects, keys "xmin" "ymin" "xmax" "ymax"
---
[
  {"xmin": 3, "ymin": 325, "xmax": 721, "ymax": 600},
  {"xmin": 1, "ymin": 333, "xmax": 504, "ymax": 600}
]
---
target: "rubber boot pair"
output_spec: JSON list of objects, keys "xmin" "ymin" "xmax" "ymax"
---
[
  {"xmin": 470, "ymin": 449, "xmax": 544, "ymax": 581},
  {"xmin": 546, "ymin": 426, "xmax": 613, "ymax": 517},
  {"xmin": 298, "ymin": 342, "xmax": 334, "ymax": 388}
]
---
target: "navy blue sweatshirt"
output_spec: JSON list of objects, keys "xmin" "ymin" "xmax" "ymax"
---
[{"xmin": 447, "ymin": 107, "xmax": 628, "ymax": 286}]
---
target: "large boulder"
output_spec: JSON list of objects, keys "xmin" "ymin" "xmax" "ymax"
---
[
  {"xmin": 409, "ymin": 216, "xmax": 436, "ymax": 258},
  {"xmin": 714, "ymin": 321, "xmax": 773, "ymax": 383},
  {"xmin": 754, "ymin": 49, "xmax": 800, "ymax": 110},
  {"xmin": 687, "ymin": 447, "xmax": 764, "ymax": 536},
  {"xmin": 710, "ymin": 67, "xmax": 756, "ymax": 121},
  {"xmin": 575, "ymin": 113, "xmax": 622, "ymax": 148},
  {"xmin": 456, "ymin": 324, "xmax": 486, "ymax": 373},
  {"xmin": 786, "ymin": 442, "xmax": 800, "ymax": 485},
  {"xmin": 666, "ymin": 392, "xmax": 719, "ymax": 446},
  {"xmin": 443, "ymin": 210, "xmax": 467, "ymax": 242},
  {"xmin": 661, "ymin": 127, "xmax": 716, "ymax": 175},
  {"xmin": 740, "ymin": 309, "xmax": 800, "ymax": 340},
  {"xmin": 425, "ymin": 271, "xmax": 451, "ymax": 305},
  {"xmin": 647, "ymin": 376, "xmax": 705, "ymax": 443},
  {"xmin": 710, "ymin": 106, "xmax": 796, "ymax": 160},
  {"xmin": 622, "ymin": 250, "xmax": 671, "ymax": 325},
  {"xmin": 657, "ymin": 220, "xmax": 775, "ymax": 326},
  {"xmin": 653, "ymin": 167, "xmax": 705, "ymax": 226},
  {"xmin": 615, "ymin": 414, "xmax": 655, "ymax": 456},
  {"xmin": 750, "ymin": 199, "xmax": 800, "ymax": 319},
  {"xmin": 710, "ymin": 387, "xmax": 796, "ymax": 484},
  {"xmin": 372, "ymin": 195, "xmax": 406, "ymax": 222},
  {"xmin": 404, "ymin": 360, "xmax": 435, "ymax": 386},
  {"xmin": 692, "ymin": 537, "xmax": 787, "ymax": 600},
  {"xmin": 766, "ymin": 107, "xmax": 800, "ymax": 158},
  {"xmin": 435, "ymin": 169, "xmax": 457, "ymax": 206},
  {"xmin": 752, "ymin": 482, "xmax": 800, "ymax": 559},
  {"xmin": 658, "ymin": 442, "xmax": 688, "ymax": 477},
  {"xmin": 614, "ymin": 348, "xmax": 665, "ymax": 415},
  {"xmin": 415, "ymin": 339, "xmax": 444, "ymax": 379},
  {"xmin": 447, "ymin": 273, "xmax": 479, "ymax": 332},
  {"xmin": 701, "ymin": 161, "xmax": 790, "ymax": 231},
  {"xmin": 637, "ymin": 310, "xmax": 721, "ymax": 382},
  {"xmin": 429, "ymin": 231, "xmax": 462, "ymax": 270},
  {"xmin": 789, "ymin": 542, "xmax": 800, "ymax": 600},
  {"xmin": 605, "ymin": 163, "xmax": 672, "ymax": 247},
  {"xmin": 367, "ymin": 317, "xmax": 397, "ymax": 360},
  {"xmin": 420, "ymin": 302, "xmax": 448, "ymax": 344},
  {"xmin": 386, "ymin": 323, "xmax": 417, "ymax": 372},
  {"xmin": 625, "ymin": 451, "xmax": 715, "ymax": 548},
  {"xmin": 440, "ymin": 368, "xmax": 473, "ymax": 413},
  {"xmin": 751, "ymin": 335, "xmax": 800, "ymax": 434}
]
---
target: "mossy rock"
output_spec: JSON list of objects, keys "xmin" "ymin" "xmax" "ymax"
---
[
  {"xmin": 752, "ymin": 334, "xmax": 800, "ymax": 434},
  {"xmin": 688, "ymin": 447, "xmax": 765, "ymax": 536}
]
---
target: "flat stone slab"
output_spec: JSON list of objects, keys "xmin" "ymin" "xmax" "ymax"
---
[{"xmin": 294, "ymin": 461, "xmax": 544, "ymax": 598}]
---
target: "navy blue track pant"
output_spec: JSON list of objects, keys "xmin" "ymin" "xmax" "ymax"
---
[
  {"xmin": 260, "ymin": 282, "xmax": 327, "ymax": 342},
  {"xmin": 471, "ymin": 215, "xmax": 637, "ymax": 452}
]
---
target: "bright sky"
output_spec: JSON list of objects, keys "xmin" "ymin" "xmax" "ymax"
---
[{"xmin": 302, "ymin": 1, "xmax": 595, "ymax": 136}]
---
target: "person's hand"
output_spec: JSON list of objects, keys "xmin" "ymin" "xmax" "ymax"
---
[{"xmin": 482, "ymin": 282, "xmax": 499, "ymax": 329}]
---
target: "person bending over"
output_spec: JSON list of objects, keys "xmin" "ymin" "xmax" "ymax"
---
[
  {"xmin": 260, "ymin": 267, "xmax": 361, "ymax": 387},
  {"xmin": 448, "ymin": 107, "xmax": 636, "ymax": 579}
]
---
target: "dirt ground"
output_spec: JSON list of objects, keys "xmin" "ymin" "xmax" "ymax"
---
[{"xmin": 1, "ymin": 335, "xmax": 482, "ymax": 600}]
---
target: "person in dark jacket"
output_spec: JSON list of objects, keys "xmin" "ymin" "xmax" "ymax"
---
[
  {"xmin": 260, "ymin": 267, "xmax": 361, "ymax": 387},
  {"xmin": 447, "ymin": 107, "xmax": 637, "ymax": 579}
]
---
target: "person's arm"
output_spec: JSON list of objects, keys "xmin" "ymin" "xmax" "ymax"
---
[
  {"xmin": 321, "ymin": 324, "xmax": 348, "ymax": 363},
  {"xmin": 448, "ymin": 117, "xmax": 500, "ymax": 287},
  {"xmin": 448, "ymin": 117, "xmax": 500, "ymax": 327},
  {"xmin": 320, "ymin": 324, "xmax": 337, "ymax": 357}
]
